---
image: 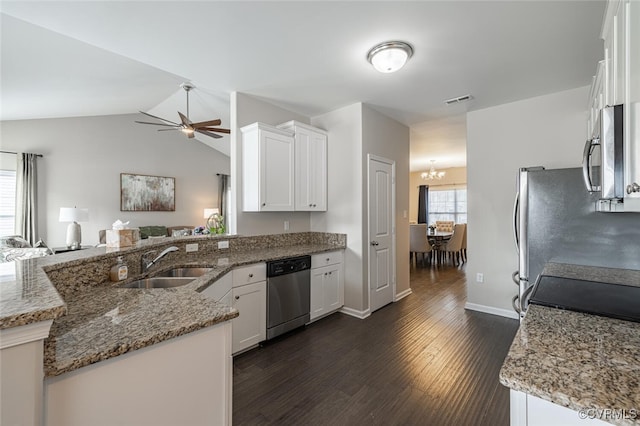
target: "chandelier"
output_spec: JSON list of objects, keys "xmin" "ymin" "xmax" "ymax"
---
[{"xmin": 421, "ymin": 160, "xmax": 446, "ymax": 180}]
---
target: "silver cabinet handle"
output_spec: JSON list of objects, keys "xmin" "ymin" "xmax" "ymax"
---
[
  {"xmin": 309, "ymin": 203, "xmax": 313, "ymax": 207},
  {"xmin": 627, "ymin": 182, "xmax": 640, "ymax": 194},
  {"xmin": 248, "ymin": 273, "xmax": 253, "ymax": 278},
  {"xmin": 262, "ymin": 203, "xmax": 266, "ymax": 206},
  {"xmin": 235, "ymin": 296, "xmax": 240, "ymax": 300},
  {"xmin": 371, "ymin": 241, "xmax": 379, "ymax": 246}
]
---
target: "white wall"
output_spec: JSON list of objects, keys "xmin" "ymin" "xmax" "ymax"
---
[
  {"xmin": 230, "ymin": 92, "xmax": 311, "ymax": 235},
  {"xmin": 362, "ymin": 105, "xmax": 411, "ymax": 301},
  {"xmin": 1, "ymin": 114, "xmax": 230, "ymax": 246},
  {"xmin": 311, "ymin": 103, "xmax": 364, "ymax": 312},
  {"xmin": 466, "ymin": 86, "xmax": 590, "ymax": 315},
  {"xmin": 409, "ymin": 167, "xmax": 467, "ymax": 224}
]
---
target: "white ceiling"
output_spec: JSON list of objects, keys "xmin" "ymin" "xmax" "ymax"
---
[{"xmin": 0, "ymin": 1, "xmax": 605, "ymax": 169}]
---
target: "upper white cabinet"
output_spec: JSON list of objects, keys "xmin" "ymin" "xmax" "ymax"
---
[
  {"xmin": 591, "ymin": 0, "xmax": 640, "ymax": 211},
  {"xmin": 624, "ymin": 0, "xmax": 640, "ymax": 210},
  {"xmin": 241, "ymin": 123, "xmax": 295, "ymax": 212},
  {"xmin": 278, "ymin": 121, "xmax": 328, "ymax": 211}
]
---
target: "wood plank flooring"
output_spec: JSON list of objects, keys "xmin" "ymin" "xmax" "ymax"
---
[{"xmin": 233, "ymin": 264, "xmax": 519, "ymax": 425}]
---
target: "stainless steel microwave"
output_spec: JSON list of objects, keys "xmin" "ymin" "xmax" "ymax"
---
[{"xmin": 582, "ymin": 104, "xmax": 624, "ymax": 211}]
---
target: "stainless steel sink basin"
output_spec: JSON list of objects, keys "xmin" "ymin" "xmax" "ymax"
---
[
  {"xmin": 155, "ymin": 267, "xmax": 213, "ymax": 278},
  {"xmin": 122, "ymin": 277, "xmax": 195, "ymax": 289}
]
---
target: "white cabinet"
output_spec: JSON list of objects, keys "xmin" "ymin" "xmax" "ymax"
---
[
  {"xmin": 510, "ymin": 390, "xmax": 610, "ymax": 426},
  {"xmin": 241, "ymin": 123, "xmax": 295, "ymax": 212},
  {"xmin": 231, "ymin": 264, "xmax": 266, "ymax": 354},
  {"xmin": 309, "ymin": 251, "xmax": 344, "ymax": 321},
  {"xmin": 624, "ymin": 0, "xmax": 640, "ymax": 210},
  {"xmin": 278, "ymin": 121, "xmax": 328, "ymax": 211}
]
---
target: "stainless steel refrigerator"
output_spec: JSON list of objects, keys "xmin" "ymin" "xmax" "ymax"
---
[{"xmin": 512, "ymin": 167, "xmax": 640, "ymax": 318}]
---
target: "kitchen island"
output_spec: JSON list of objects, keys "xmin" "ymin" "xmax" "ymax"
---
[
  {"xmin": 499, "ymin": 263, "xmax": 640, "ymax": 426},
  {"xmin": 0, "ymin": 232, "xmax": 346, "ymax": 426}
]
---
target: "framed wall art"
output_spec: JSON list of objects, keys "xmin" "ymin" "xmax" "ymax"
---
[{"xmin": 120, "ymin": 173, "xmax": 175, "ymax": 212}]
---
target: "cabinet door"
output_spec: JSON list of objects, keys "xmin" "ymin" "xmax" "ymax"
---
[
  {"xmin": 294, "ymin": 127, "xmax": 327, "ymax": 211},
  {"xmin": 323, "ymin": 265, "xmax": 343, "ymax": 312},
  {"xmin": 310, "ymin": 268, "xmax": 326, "ymax": 321},
  {"xmin": 260, "ymin": 130, "xmax": 295, "ymax": 211},
  {"xmin": 231, "ymin": 281, "xmax": 266, "ymax": 354}
]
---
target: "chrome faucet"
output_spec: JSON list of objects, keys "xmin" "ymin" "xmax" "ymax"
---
[{"xmin": 141, "ymin": 246, "xmax": 179, "ymax": 273}]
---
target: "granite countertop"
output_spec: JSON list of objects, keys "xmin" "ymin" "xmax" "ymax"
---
[
  {"xmin": 3, "ymin": 239, "xmax": 344, "ymax": 377},
  {"xmin": 500, "ymin": 263, "xmax": 640, "ymax": 426}
]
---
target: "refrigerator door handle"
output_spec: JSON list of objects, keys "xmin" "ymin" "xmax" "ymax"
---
[
  {"xmin": 582, "ymin": 137, "xmax": 600, "ymax": 192},
  {"xmin": 512, "ymin": 192, "xmax": 520, "ymax": 254}
]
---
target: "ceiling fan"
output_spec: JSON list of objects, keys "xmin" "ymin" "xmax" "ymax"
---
[{"xmin": 135, "ymin": 83, "xmax": 231, "ymax": 139}]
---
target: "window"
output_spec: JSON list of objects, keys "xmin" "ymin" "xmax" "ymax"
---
[
  {"xmin": 0, "ymin": 170, "xmax": 17, "ymax": 236},
  {"xmin": 428, "ymin": 187, "xmax": 467, "ymax": 224}
]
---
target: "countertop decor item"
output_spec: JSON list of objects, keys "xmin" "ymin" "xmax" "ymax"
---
[
  {"xmin": 58, "ymin": 207, "xmax": 89, "ymax": 248},
  {"xmin": 120, "ymin": 173, "xmax": 175, "ymax": 212}
]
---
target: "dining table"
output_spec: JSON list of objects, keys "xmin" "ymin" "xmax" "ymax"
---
[{"xmin": 427, "ymin": 230, "xmax": 453, "ymax": 263}]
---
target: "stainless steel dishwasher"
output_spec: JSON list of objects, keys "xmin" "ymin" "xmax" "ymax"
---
[{"xmin": 266, "ymin": 255, "xmax": 311, "ymax": 340}]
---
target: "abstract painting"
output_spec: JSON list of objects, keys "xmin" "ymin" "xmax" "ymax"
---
[{"xmin": 120, "ymin": 173, "xmax": 175, "ymax": 211}]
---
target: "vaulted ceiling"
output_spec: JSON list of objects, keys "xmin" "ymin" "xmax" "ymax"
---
[{"xmin": 0, "ymin": 1, "xmax": 605, "ymax": 169}]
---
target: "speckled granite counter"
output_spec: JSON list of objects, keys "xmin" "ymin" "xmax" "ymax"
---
[
  {"xmin": 500, "ymin": 263, "xmax": 640, "ymax": 426},
  {"xmin": 0, "ymin": 232, "xmax": 346, "ymax": 377}
]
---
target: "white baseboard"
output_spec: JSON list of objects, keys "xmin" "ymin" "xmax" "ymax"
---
[
  {"xmin": 394, "ymin": 288, "xmax": 412, "ymax": 301},
  {"xmin": 465, "ymin": 302, "xmax": 519, "ymax": 320},
  {"xmin": 340, "ymin": 306, "xmax": 371, "ymax": 319}
]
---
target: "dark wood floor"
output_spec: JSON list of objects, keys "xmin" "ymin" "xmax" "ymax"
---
[{"xmin": 233, "ymin": 264, "xmax": 519, "ymax": 425}]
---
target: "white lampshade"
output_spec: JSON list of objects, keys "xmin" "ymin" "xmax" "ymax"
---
[
  {"xmin": 203, "ymin": 208, "xmax": 220, "ymax": 219},
  {"xmin": 59, "ymin": 207, "xmax": 89, "ymax": 223},
  {"xmin": 367, "ymin": 41, "xmax": 413, "ymax": 73}
]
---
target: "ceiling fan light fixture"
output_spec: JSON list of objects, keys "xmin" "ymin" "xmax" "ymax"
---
[{"xmin": 367, "ymin": 41, "xmax": 413, "ymax": 73}]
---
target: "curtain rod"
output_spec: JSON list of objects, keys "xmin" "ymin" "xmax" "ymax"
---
[
  {"xmin": 0, "ymin": 150, "xmax": 43, "ymax": 158},
  {"xmin": 418, "ymin": 182, "xmax": 466, "ymax": 188}
]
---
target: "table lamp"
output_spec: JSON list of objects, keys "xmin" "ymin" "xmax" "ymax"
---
[
  {"xmin": 203, "ymin": 208, "xmax": 219, "ymax": 220},
  {"xmin": 59, "ymin": 207, "xmax": 89, "ymax": 249}
]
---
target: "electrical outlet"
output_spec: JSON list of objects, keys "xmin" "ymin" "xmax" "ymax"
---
[
  {"xmin": 185, "ymin": 243, "xmax": 198, "ymax": 253},
  {"xmin": 284, "ymin": 220, "xmax": 290, "ymax": 231},
  {"xmin": 218, "ymin": 240, "xmax": 229, "ymax": 249},
  {"xmin": 476, "ymin": 273, "xmax": 484, "ymax": 283}
]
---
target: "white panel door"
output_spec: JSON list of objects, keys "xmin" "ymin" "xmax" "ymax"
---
[{"xmin": 368, "ymin": 156, "xmax": 395, "ymax": 313}]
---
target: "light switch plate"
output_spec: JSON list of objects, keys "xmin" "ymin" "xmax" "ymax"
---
[
  {"xmin": 218, "ymin": 240, "xmax": 229, "ymax": 249},
  {"xmin": 186, "ymin": 243, "xmax": 198, "ymax": 253}
]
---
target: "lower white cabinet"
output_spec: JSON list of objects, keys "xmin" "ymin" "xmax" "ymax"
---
[
  {"xmin": 510, "ymin": 390, "xmax": 610, "ymax": 426},
  {"xmin": 231, "ymin": 281, "xmax": 266, "ymax": 354},
  {"xmin": 310, "ymin": 251, "xmax": 344, "ymax": 322}
]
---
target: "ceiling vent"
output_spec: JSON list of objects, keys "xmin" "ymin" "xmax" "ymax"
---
[{"xmin": 444, "ymin": 94, "xmax": 473, "ymax": 105}]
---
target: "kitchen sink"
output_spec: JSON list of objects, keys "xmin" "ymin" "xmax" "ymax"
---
[
  {"xmin": 122, "ymin": 277, "xmax": 196, "ymax": 289},
  {"xmin": 155, "ymin": 267, "xmax": 213, "ymax": 278}
]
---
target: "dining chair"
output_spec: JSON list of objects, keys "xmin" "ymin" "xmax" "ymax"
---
[
  {"xmin": 443, "ymin": 223, "xmax": 466, "ymax": 266},
  {"xmin": 435, "ymin": 220, "xmax": 454, "ymax": 233},
  {"xmin": 410, "ymin": 224, "xmax": 433, "ymax": 266}
]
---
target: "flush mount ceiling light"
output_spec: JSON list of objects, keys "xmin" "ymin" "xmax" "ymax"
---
[
  {"xmin": 421, "ymin": 160, "xmax": 446, "ymax": 180},
  {"xmin": 367, "ymin": 41, "xmax": 413, "ymax": 73}
]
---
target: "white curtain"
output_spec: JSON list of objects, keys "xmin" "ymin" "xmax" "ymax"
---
[
  {"xmin": 218, "ymin": 174, "xmax": 229, "ymax": 231},
  {"xmin": 15, "ymin": 153, "xmax": 38, "ymax": 245}
]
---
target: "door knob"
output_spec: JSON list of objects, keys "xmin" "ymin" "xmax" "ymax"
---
[{"xmin": 371, "ymin": 241, "xmax": 379, "ymax": 246}]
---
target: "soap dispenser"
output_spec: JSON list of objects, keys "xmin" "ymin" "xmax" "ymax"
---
[{"xmin": 110, "ymin": 256, "xmax": 128, "ymax": 282}]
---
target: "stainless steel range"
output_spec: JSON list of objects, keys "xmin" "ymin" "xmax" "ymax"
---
[{"xmin": 266, "ymin": 255, "xmax": 311, "ymax": 340}]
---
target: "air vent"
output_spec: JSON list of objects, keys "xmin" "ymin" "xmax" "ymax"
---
[{"xmin": 444, "ymin": 94, "xmax": 473, "ymax": 105}]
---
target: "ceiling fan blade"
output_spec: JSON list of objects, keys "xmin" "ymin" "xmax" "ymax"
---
[
  {"xmin": 199, "ymin": 127, "xmax": 231, "ymax": 134},
  {"xmin": 139, "ymin": 111, "xmax": 179, "ymax": 126},
  {"xmin": 135, "ymin": 121, "xmax": 180, "ymax": 127},
  {"xmin": 157, "ymin": 128, "xmax": 179, "ymax": 131},
  {"xmin": 177, "ymin": 111, "xmax": 192, "ymax": 128},
  {"xmin": 195, "ymin": 129, "xmax": 223, "ymax": 139},
  {"xmin": 191, "ymin": 119, "xmax": 222, "ymax": 128}
]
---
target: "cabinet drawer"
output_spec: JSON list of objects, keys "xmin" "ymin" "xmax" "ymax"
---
[
  {"xmin": 311, "ymin": 250, "xmax": 343, "ymax": 268},
  {"xmin": 200, "ymin": 272, "xmax": 232, "ymax": 301},
  {"xmin": 232, "ymin": 263, "xmax": 266, "ymax": 287}
]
